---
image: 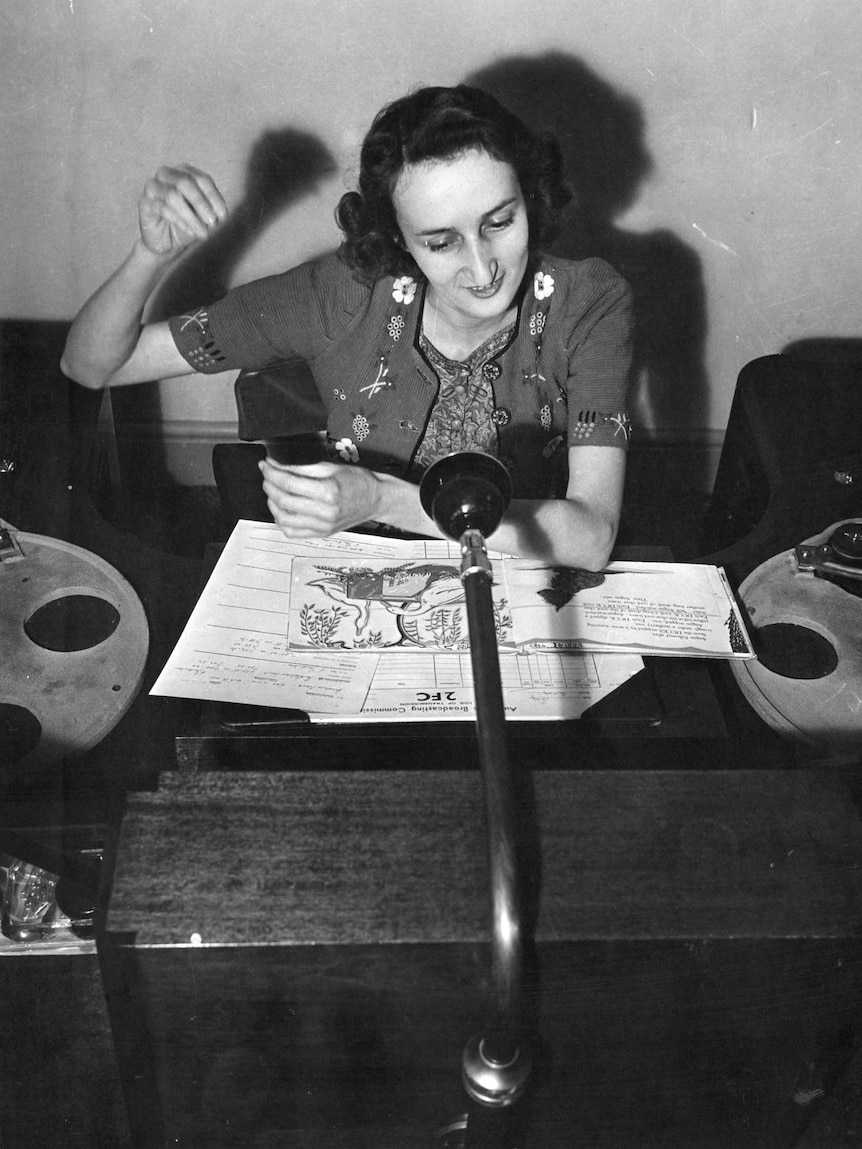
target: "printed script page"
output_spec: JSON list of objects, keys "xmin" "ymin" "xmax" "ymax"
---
[{"xmin": 504, "ymin": 560, "xmax": 753, "ymax": 658}]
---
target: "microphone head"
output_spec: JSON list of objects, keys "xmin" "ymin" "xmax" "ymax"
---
[{"xmin": 419, "ymin": 452, "xmax": 512, "ymax": 540}]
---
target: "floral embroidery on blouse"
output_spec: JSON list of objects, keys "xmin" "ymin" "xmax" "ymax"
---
[
  {"xmin": 542, "ymin": 434, "xmax": 564, "ymax": 459},
  {"xmin": 608, "ymin": 412, "xmax": 633, "ymax": 440},
  {"xmin": 351, "ymin": 409, "xmax": 376, "ymax": 442},
  {"xmin": 360, "ymin": 358, "xmax": 394, "ymax": 399},
  {"xmin": 179, "ymin": 308, "xmax": 209, "ymax": 333},
  {"xmin": 525, "ymin": 267, "xmax": 553, "ymax": 390},
  {"xmin": 529, "ymin": 311, "xmax": 546, "ymax": 337},
  {"xmin": 533, "ymin": 272, "xmax": 555, "ymax": 301},
  {"xmin": 572, "ymin": 412, "xmax": 596, "ymax": 439},
  {"xmin": 176, "ymin": 306, "xmax": 228, "ymax": 369},
  {"xmin": 392, "ymin": 276, "xmax": 417, "ymax": 305},
  {"xmin": 572, "ymin": 410, "xmax": 632, "ymax": 442},
  {"xmin": 334, "ymin": 437, "xmax": 360, "ymax": 463}
]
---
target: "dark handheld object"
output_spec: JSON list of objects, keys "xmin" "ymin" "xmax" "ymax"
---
[
  {"xmin": 263, "ymin": 432, "xmax": 329, "ymax": 466},
  {"xmin": 420, "ymin": 453, "xmax": 531, "ymax": 1112}
]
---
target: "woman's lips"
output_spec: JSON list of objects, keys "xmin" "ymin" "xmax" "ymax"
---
[{"xmin": 467, "ymin": 275, "xmax": 504, "ymax": 299}]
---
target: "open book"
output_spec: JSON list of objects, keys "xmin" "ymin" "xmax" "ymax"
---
[{"xmin": 287, "ymin": 552, "xmax": 752, "ymax": 659}]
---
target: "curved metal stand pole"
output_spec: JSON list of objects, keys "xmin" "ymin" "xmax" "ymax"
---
[{"xmin": 459, "ymin": 529, "xmax": 532, "ymax": 1113}]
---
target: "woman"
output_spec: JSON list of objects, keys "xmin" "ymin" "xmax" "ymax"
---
[{"xmin": 61, "ymin": 85, "xmax": 633, "ymax": 569}]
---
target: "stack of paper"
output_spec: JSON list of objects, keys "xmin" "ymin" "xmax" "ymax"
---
[{"xmin": 151, "ymin": 521, "xmax": 752, "ymax": 722}]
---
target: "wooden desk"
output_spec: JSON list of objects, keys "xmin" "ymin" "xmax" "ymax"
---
[
  {"xmin": 96, "ymin": 542, "xmax": 860, "ymax": 1146},
  {"xmin": 103, "ymin": 765, "xmax": 862, "ymax": 1147}
]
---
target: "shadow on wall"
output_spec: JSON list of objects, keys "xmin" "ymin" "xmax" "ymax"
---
[
  {"xmin": 148, "ymin": 128, "xmax": 337, "ymax": 318},
  {"xmin": 782, "ymin": 338, "xmax": 862, "ymax": 364},
  {"xmin": 466, "ymin": 53, "xmax": 709, "ymax": 449},
  {"xmin": 111, "ymin": 127, "xmax": 336, "ymax": 522}
]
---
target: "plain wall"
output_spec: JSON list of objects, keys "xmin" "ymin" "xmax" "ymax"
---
[{"xmin": 3, "ymin": 0, "xmax": 861, "ymax": 484}]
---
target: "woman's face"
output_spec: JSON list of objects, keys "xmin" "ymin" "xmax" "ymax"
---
[{"xmin": 392, "ymin": 148, "xmax": 529, "ymax": 331}]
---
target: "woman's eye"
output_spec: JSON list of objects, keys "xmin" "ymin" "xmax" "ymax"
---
[
  {"xmin": 423, "ymin": 216, "xmax": 514, "ymax": 252},
  {"xmin": 426, "ymin": 237, "xmax": 457, "ymax": 253}
]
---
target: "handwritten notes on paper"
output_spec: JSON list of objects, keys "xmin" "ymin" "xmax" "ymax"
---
[
  {"xmin": 149, "ymin": 523, "xmax": 376, "ymax": 713},
  {"xmin": 151, "ymin": 520, "xmax": 751, "ymax": 723}
]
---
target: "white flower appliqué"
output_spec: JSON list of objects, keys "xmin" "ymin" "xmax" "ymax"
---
[
  {"xmin": 392, "ymin": 276, "xmax": 417, "ymax": 305},
  {"xmin": 334, "ymin": 437, "xmax": 360, "ymax": 463},
  {"xmin": 533, "ymin": 272, "xmax": 555, "ymax": 301}
]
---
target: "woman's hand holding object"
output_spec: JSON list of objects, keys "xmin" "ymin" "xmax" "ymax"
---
[{"xmin": 259, "ymin": 459, "xmax": 383, "ymax": 539}]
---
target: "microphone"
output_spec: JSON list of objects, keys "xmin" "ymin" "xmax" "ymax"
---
[
  {"xmin": 419, "ymin": 452, "xmax": 512, "ymax": 541},
  {"xmin": 420, "ymin": 452, "xmax": 531, "ymax": 1107}
]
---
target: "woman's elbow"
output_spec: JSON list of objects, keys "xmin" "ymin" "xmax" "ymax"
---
[
  {"xmin": 568, "ymin": 512, "xmax": 619, "ymax": 571},
  {"xmin": 577, "ymin": 542, "xmax": 614, "ymax": 572},
  {"xmin": 59, "ymin": 351, "xmax": 109, "ymax": 390}
]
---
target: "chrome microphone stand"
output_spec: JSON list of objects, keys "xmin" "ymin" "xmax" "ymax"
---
[{"xmin": 420, "ymin": 454, "xmax": 532, "ymax": 1123}]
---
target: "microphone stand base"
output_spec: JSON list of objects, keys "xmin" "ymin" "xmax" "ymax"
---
[{"xmin": 461, "ymin": 1034, "xmax": 532, "ymax": 1108}]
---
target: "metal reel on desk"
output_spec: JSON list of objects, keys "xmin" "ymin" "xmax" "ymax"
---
[
  {"xmin": 730, "ymin": 519, "xmax": 862, "ymax": 760},
  {"xmin": 0, "ymin": 528, "xmax": 149, "ymax": 770}
]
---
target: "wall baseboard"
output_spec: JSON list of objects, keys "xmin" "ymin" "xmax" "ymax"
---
[
  {"xmin": 117, "ymin": 419, "xmax": 238, "ymax": 489},
  {"xmin": 117, "ymin": 420, "xmax": 725, "ymax": 495}
]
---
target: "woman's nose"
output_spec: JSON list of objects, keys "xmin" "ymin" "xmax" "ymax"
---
[{"xmin": 462, "ymin": 238, "xmax": 497, "ymax": 285}]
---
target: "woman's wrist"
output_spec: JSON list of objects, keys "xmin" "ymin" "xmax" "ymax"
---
[
  {"xmin": 371, "ymin": 470, "xmax": 443, "ymax": 538},
  {"xmin": 130, "ymin": 236, "xmax": 183, "ymax": 276}
]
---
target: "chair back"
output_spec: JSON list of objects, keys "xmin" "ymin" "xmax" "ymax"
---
[{"xmin": 700, "ymin": 352, "xmax": 862, "ymax": 582}]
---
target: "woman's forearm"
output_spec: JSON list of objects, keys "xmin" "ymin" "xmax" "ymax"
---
[
  {"xmin": 60, "ymin": 240, "xmax": 177, "ymax": 389},
  {"xmin": 491, "ymin": 497, "xmax": 618, "ymax": 569},
  {"xmin": 62, "ymin": 165, "xmax": 229, "ymax": 389},
  {"xmin": 373, "ymin": 472, "xmax": 617, "ymax": 568}
]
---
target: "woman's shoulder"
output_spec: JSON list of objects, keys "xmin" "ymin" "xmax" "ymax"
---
[
  {"xmin": 290, "ymin": 250, "xmax": 372, "ymax": 310},
  {"xmin": 229, "ymin": 252, "xmax": 384, "ymax": 344},
  {"xmin": 300, "ymin": 252, "xmax": 413, "ymax": 323},
  {"xmin": 537, "ymin": 253, "xmax": 631, "ymax": 299},
  {"xmin": 230, "ymin": 250, "xmax": 367, "ymax": 305},
  {"xmin": 527, "ymin": 255, "xmax": 633, "ymax": 355}
]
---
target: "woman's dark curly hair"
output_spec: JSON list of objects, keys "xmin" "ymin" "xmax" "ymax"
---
[{"xmin": 336, "ymin": 85, "xmax": 572, "ymax": 282}]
